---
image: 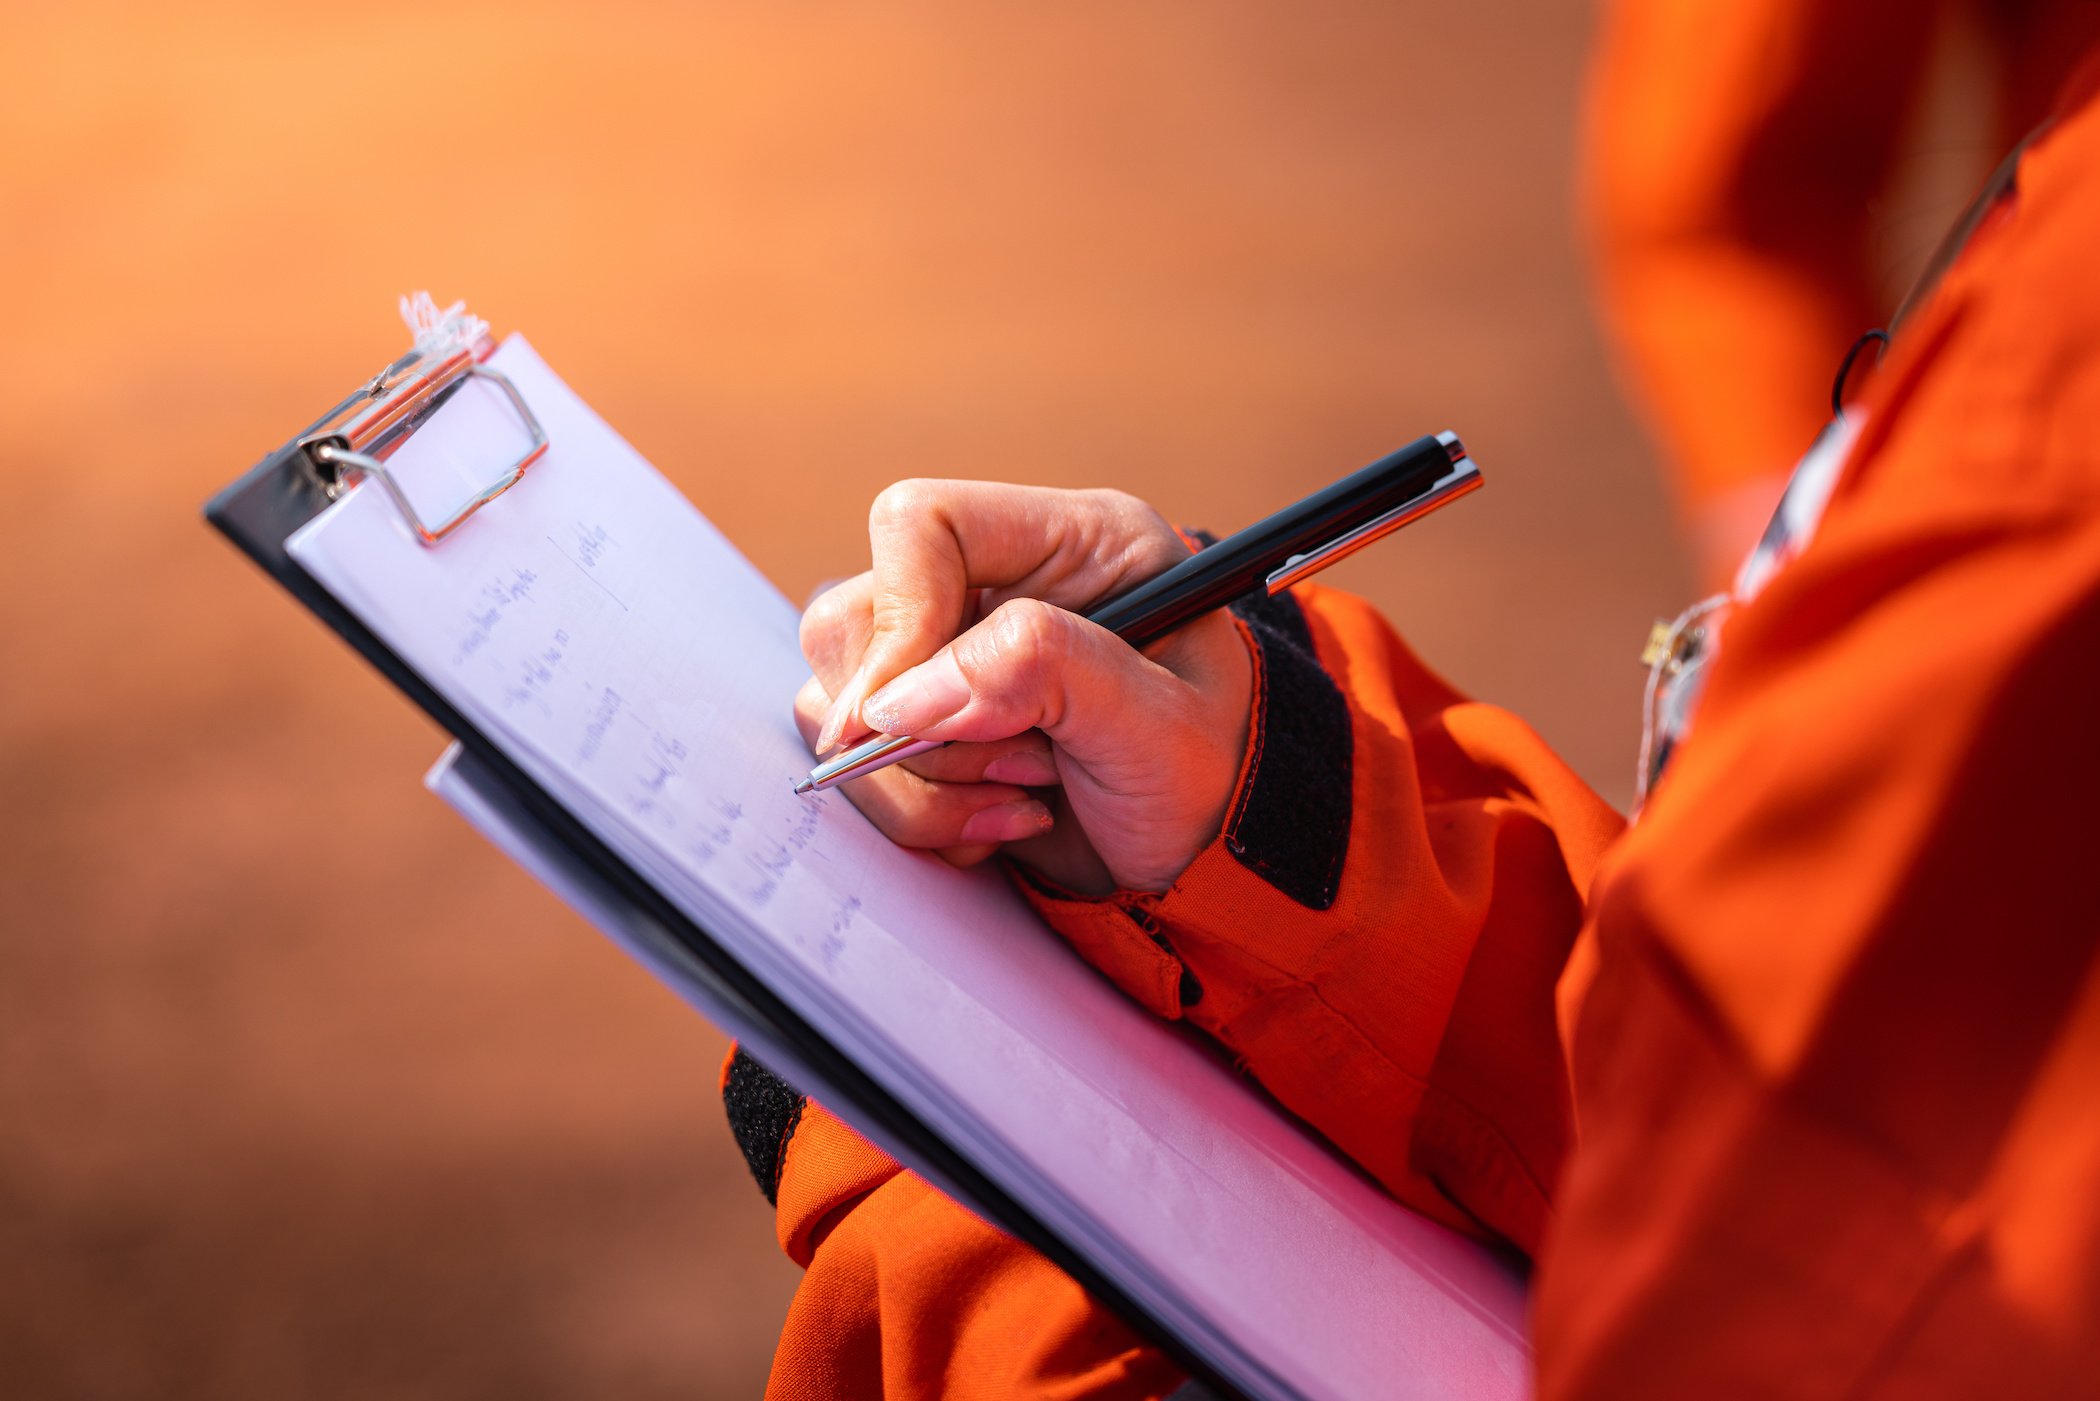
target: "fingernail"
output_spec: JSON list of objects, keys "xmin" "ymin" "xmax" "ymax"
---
[
  {"xmin": 960, "ymin": 799, "xmax": 1054, "ymax": 845},
  {"xmin": 814, "ymin": 696, "xmax": 848, "ymax": 755},
  {"xmin": 982, "ymin": 750, "xmax": 1059, "ymax": 786},
  {"xmin": 814, "ymin": 702, "xmax": 844, "ymax": 755},
  {"xmin": 815, "ymin": 664, "xmax": 870, "ymax": 754},
  {"xmin": 864, "ymin": 652, "xmax": 971, "ymax": 735}
]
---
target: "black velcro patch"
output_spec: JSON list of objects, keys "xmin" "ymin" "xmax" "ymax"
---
[
  {"xmin": 1224, "ymin": 589, "xmax": 1353, "ymax": 909},
  {"xmin": 720, "ymin": 1048, "xmax": 807, "ymax": 1206}
]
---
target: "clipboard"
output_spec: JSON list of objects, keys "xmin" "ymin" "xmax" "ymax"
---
[
  {"xmin": 201, "ymin": 306, "xmax": 1259, "ymax": 1399},
  {"xmin": 204, "ymin": 301, "xmax": 1529, "ymax": 1401}
]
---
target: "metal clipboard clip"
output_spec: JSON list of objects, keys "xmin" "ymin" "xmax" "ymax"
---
[{"xmin": 295, "ymin": 296, "xmax": 548, "ymax": 545}]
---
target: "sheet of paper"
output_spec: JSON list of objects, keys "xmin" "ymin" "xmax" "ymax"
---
[{"xmin": 291, "ymin": 337, "xmax": 1528, "ymax": 1400}]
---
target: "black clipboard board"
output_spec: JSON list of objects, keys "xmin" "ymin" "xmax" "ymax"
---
[{"xmin": 203, "ymin": 324, "xmax": 1250, "ymax": 1401}]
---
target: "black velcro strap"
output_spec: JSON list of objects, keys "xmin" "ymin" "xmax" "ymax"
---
[
  {"xmin": 1223, "ymin": 589, "xmax": 1353, "ymax": 909},
  {"xmin": 720, "ymin": 1048, "xmax": 807, "ymax": 1206}
]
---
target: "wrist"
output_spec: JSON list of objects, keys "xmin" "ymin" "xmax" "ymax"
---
[{"xmin": 1011, "ymin": 583, "xmax": 1356, "ymax": 1011}]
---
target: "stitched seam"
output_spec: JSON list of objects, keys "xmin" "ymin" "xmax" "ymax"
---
[
  {"xmin": 772, "ymin": 1095, "xmax": 807, "ymax": 1198},
  {"xmin": 1121, "ymin": 903, "xmax": 1198, "ymax": 1009},
  {"xmin": 1223, "ymin": 624, "xmax": 1270, "ymax": 843},
  {"xmin": 1106, "ymin": 903, "xmax": 1180, "ymax": 1011}
]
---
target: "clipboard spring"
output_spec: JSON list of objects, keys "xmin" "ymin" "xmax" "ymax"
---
[{"xmin": 295, "ymin": 297, "xmax": 548, "ymax": 546}]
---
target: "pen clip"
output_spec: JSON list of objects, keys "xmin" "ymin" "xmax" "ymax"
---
[{"xmin": 1264, "ymin": 450, "xmax": 1483, "ymax": 594}]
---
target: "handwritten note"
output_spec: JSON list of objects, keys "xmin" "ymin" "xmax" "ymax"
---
[{"xmin": 290, "ymin": 345, "xmax": 908, "ymax": 971}]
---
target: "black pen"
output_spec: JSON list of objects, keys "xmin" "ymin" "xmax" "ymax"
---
[{"xmin": 792, "ymin": 432, "xmax": 1481, "ymax": 794}]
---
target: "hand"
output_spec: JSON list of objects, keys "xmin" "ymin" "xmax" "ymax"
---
[{"xmin": 794, "ymin": 480, "xmax": 1254, "ymax": 895}]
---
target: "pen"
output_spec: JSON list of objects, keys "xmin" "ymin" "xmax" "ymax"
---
[{"xmin": 793, "ymin": 431, "xmax": 1482, "ymax": 795}]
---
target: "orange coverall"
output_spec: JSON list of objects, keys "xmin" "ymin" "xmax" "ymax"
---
[
  {"xmin": 725, "ymin": 42, "xmax": 2100, "ymax": 1401},
  {"xmin": 1588, "ymin": 0, "xmax": 2100, "ymax": 580}
]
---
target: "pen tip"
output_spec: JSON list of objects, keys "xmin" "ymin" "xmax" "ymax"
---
[{"xmin": 792, "ymin": 778, "xmax": 816, "ymax": 796}]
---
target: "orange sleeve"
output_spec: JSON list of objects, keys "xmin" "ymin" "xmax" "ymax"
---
[
  {"xmin": 1536, "ymin": 92, "xmax": 2100, "ymax": 1397},
  {"xmin": 1016, "ymin": 582, "xmax": 1623, "ymax": 1255},
  {"xmin": 767, "ymin": 1104, "xmax": 1181, "ymax": 1401},
  {"xmin": 1581, "ymin": 0, "xmax": 1937, "ymax": 571},
  {"xmin": 721, "ymin": 1048, "xmax": 1183, "ymax": 1400},
  {"xmin": 1584, "ymin": 0, "xmax": 2100, "ymax": 584}
]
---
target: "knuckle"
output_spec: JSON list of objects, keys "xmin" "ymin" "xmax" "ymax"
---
[
  {"xmin": 986, "ymin": 597, "xmax": 1064, "ymax": 674},
  {"xmin": 1085, "ymin": 488, "xmax": 1180, "ymax": 572},
  {"xmin": 1090, "ymin": 486, "xmax": 1149, "ymax": 522},
  {"xmin": 797, "ymin": 583, "xmax": 855, "ymax": 657},
  {"xmin": 1134, "ymin": 529, "xmax": 1187, "ymax": 574},
  {"xmin": 973, "ymin": 598, "xmax": 1079, "ymax": 723},
  {"xmin": 869, "ymin": 478, "xmax": 940, "ymax": 531}
]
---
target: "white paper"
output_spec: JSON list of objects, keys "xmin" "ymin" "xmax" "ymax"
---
[{"xmin": 293, "ymin": 337, "xmax": 1529, "ymax": 1400}]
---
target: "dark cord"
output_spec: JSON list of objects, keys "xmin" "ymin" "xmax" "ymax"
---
[{"xmin": 1832, "ymin": 328, "xmax": 1891, "ymax": 418}]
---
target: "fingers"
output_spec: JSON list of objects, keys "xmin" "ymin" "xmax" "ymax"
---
[
  {"xmin": 842, "ymin": 777, "xmax": 1055, "ymax": 849},
  {"xmin": 791, "ymin": 483, "xmax": 1252, "ymax": 893},
  {"xmin": 810, "ymin": 481, "xmax": 1189, "ymax": 753},
  {"xmin": 900, "ymin": 733, "xmax": 1060, "ymax": 786},
  {"xmin": 861, "ymin": 597, "xmax": 1201, "ymax": 758},
  {"xmin": 852, "ymin": 598, "xmax": 1251, "ymax": 893},
  {"xmin": 791, "ymin": 677, "xmax": 1056, "ymax": 851},
  {"xmin": 793, "ymin": 674, "xmax": 1057, "ymax": 784}
]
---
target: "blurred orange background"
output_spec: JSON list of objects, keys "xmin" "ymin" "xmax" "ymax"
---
[{"xmin": 1, "ymin": 3, "xmax": 1690, "ymax": 1396}]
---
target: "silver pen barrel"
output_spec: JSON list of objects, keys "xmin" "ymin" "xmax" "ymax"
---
[{"xmin": 793, "ymin": 733, "xmax": 946, "ymax": 794}]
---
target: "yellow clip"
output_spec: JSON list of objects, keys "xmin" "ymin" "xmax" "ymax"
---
[{"xmin": 1639, "ymin": 620, "xmax": 1675, "ymax": 669}]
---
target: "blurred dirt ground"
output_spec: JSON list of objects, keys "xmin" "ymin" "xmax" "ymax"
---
[{"xmin": 0, "ymin": 3, "xmax": 1686, "ymax": 1397}]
